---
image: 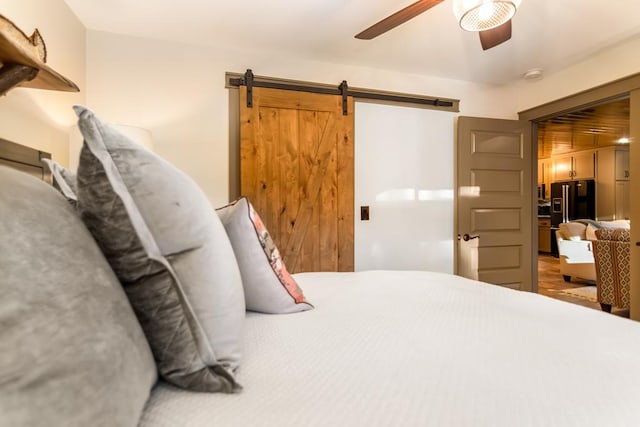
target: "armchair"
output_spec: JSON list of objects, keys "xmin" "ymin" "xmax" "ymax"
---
[
  {"xmin": 555, "ymin": 222, "xmax": 597, "ymax": 282},
  {"xmin": 593, "ymin": 228, "xmax": 631, "ymax": 312}
]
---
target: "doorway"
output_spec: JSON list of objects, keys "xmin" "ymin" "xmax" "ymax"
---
[{"xmin": 521, "ymin": 83, "xmax": 636, "ymax": 314}]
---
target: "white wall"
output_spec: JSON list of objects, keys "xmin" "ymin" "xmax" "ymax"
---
[
  {"xmin": 355, "ymin": 103, "xmax": 454, "ymax": 272},
  {"xmin": 512, "ymin": 35, "xmax": 640, "ymax": 112},
  {"xmin": 2, "ymin": 4, "xmax": 638, "ymax": 273},
  {"xmin": 82, "ymin": 30, "xmax": 640, "ymax": 273},
  {"xmin": 1, "ymin": 5, "xmax": 637, "ymax": 273},
  {"xmin": 0, "ymin": 0, "xmax": 86, "ymax": 166},
  {"xmin": 84, "ymin": 30, "xmax": 516, "ymax": 207}
]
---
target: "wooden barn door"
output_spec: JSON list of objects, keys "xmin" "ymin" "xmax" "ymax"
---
[{"xmin": 240, "ymin": 86, "xmax": 354, "ymax": 273}]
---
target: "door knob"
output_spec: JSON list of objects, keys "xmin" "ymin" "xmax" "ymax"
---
[{"xmin": 462, "ymin": 233, "xmax": 479, "ymax": 241}]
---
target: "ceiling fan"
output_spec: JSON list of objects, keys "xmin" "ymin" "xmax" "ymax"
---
[{"xmin": 355, "ymin": 0, "xmax": 520, "ymax": 51}]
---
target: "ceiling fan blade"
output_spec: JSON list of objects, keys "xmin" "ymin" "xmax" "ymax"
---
[
  {"xmin": 355, "ymin": 0, "xmax": 444, "ymax": 40},
  {"xmin": 478, "ymin": 20, "xmax": 512, "ymax": 50}
]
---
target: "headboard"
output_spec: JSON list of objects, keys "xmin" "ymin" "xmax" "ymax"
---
[{"xmin": 0, "ymin": 138, "xmax": 51, "ymax": 183}]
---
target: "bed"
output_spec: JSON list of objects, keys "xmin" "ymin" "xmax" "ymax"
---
[
  {"xmin": 140, "ymin": 270, "xmax": 640, "ymax": 427},
  {"xmin": 3, "ymin": 110, "xmax": 640, "ymax": 427}
]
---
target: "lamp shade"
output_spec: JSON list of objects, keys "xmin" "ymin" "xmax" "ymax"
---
[
  {"xmin": 453, "ymin": 0, "xmax": 521, "ymax": 31},
  {"xmin": 113, "ymin": 124, "xmax": 154, "ymax": 152}
]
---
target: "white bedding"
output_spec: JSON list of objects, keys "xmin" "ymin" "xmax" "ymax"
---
[{"xmin": 140, "ymin": 271, "xmax": 640, "ymax": 426}]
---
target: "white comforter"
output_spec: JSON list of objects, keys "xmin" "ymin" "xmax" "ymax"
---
[{"xmin": 140, "ymin": 271, "xmax": 640, "ymax": 426}]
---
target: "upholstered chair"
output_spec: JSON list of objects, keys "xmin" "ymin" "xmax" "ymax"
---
[
  {"xmin": 555, "ymin": 222, "xmax": 597, "ymax": 282},
  {"xmin": 592, "ymin": 228, "xmax": 631, "ymax": 312}
]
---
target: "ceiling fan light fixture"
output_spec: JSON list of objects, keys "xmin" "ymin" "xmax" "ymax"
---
[{"xmin": 453, "ymin": 0, "xmax": 521, "ymax": 32}]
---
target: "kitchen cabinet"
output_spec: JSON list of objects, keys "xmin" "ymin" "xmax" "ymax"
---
[
  {"xmin": 538, "ymin": 217, "xmax": 551, "ymax": 253},
  {"xmin": 537, "ymin": 158, "xmax": 552, "ymax": 199},
  {"xmin": 615, "ymin": 149, "xmax": 630, "ymax": 180},
  {"xmin": 552, "ymin": 151, "xmax": 595, "ymax": 181},
  {"xmin": 537, "ymin": 160, "xmax": 544, "ymax": 185},
  {"xmin": 551, "ymin": 155, "xmax": 572, "ymax": 181},
  {"xmin": 615, "ymin": 181, "xmax": 631, "ymax": 220},
  {"xmin": 595, "ymin": 146, "xmax": 630, "ymax": 221}
]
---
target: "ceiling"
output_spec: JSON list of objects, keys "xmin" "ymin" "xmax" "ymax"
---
[
  {"xmin": 63, "ymin": 0, "xmax": 640, "ymax": 85},
  {"xmin": 537, "ymin": 98, "xmax": 630, "ymax": 159}
]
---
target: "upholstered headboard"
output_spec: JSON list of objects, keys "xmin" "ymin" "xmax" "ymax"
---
[{"xmin": 0, "ymin": 137, "xmax": 51, "ymax": 182}]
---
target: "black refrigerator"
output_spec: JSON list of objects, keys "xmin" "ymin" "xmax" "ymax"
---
[{"xmin": 550, "ymin": 179, "xmax": 596, "ymax": 256}]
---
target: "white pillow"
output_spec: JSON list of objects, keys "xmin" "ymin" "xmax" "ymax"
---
[
  {"xmin": 217, "ymin": 197, "xmax": 313, "ymax": 314},
  {"xmin": 585, "ymin": 224, "xmax": 597, "ymax": 241},
  {"xmin": 41, "ymin": 158, "xmax": 77, "ymax": 205},
  {"xmin": 74, "ymin": 105, "xmax": 245, "ymax": 392},
  {"xmin": 600, "ymin": 220, "xmax": 630, "ymax": 229}
]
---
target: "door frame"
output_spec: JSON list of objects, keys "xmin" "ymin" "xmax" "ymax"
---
[{"xmin": 519, "ymin": 72, "xmax": 640, "ymax": 319}]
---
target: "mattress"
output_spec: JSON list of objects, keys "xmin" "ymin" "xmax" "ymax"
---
[{"xmin": 140, "ymin": 270, "xmax": 640, "ymax": 426}]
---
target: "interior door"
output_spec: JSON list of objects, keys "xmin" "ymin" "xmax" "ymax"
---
[
  {"xmin": 456, "ymin": 116, "xmax": 533, "ymax": 291},
  {"xmin": 240, "ymin": 86, "xmax": 354, "ymax": 273}
]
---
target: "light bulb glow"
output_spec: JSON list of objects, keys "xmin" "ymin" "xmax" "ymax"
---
[
  {"xmin": 453, "ymin": 0, "xmax": 521, "ymax": 32},
  {"xmin": 477, "ymin": 3, "xmax": 496, "ymax": 22}
]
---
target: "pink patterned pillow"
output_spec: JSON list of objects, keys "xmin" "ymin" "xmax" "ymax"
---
[{"xmin": 217, "ymin": 197, "xmax": 313, "ymax": 314}]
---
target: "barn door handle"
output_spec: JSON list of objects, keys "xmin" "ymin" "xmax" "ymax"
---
[{"xmin": 458, "ymin": 233, "xmax": 480, "ymax": 241}]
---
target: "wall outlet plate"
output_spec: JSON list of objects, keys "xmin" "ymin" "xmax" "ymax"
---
[{"xmin": 360, "ymin": 206, "xmax": 370, "ymax": 221}]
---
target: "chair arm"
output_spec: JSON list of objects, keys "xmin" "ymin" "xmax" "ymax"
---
[{"xmin": 557, "ymin": 239, "xmax": 594, "ymax": 263}]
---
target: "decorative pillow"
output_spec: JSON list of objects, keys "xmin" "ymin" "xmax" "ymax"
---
[
  {"xmin": 585, "ymin": 224, "xmax": 598, "ymax": 241},
  {"xmin": 0, "ymin": 165, "xmax": 157, "ymax": 426},
  {"xmin": 41, "ymin": 158, "xmax": 78, "ymax": 205},
  {"xmin": 600, "ymin": 220, "xmax": 631, "ymax": 229},
  {"xmin": 560, "ymin": 222, "xmax": 586, "ymax": 240},
  {"xmin": 217, "ymin": 197, "xmax": 313, "ymax": 314},
  {"xmin": 74, "ymin": 106, "xmax": 245, "ymax": 393}
]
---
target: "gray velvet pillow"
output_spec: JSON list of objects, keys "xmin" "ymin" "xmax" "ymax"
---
[
  {"xmin": 41, "ymin": 158, "xmax": 78, "ymax": 206},
  {"xmin": 0, "ymin": 165, "xmax": 157, "ymax": 427},
  {"xmin": 74, "ymin": 105, "xmax": 245, "ymax": 392},
  {"xmin": 217, "ymin": 197, "xmax": 313, "ymax": 314}
]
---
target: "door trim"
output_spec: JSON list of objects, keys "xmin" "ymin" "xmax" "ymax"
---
[
  {"xmin": 518, "ymin": 72, "xmax": 640, "ymax": 318},
  {"xmin": 519, "ymin": 72, "xmax": 640, "ymax": 121}
]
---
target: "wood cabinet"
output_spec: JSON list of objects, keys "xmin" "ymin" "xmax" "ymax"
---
[
  {"xmin": 552, "ymin": 151, "xmax": 595, "ymax": 181},
  {"xmin": 538, "ymin": 217, "xmax": 551, "ymax": 253},
  {"xmin": 615, "ymin": 181, "xmax": 631, "ymax": 220},
  {"xmin": 573, "ymin": 151, "xmax": 596, "ymax": 179},
  {"xmin": 537, "ymin": 158, "xmax": 552, "ymax": 199},
  {"xmin": 551, "ymin": 155, "xmax": 572, "ymax": 181},
  {"xmin": 595, "ymin": 146, "xmax": 630, "ymax": 221},
  {"xmin": 544, "ymin": 147, "xmax": 629, "ymax": 221},
  {"xmin": 615, "ymin": 149, "xmax": 630, "ymax": 180},
  {"xmin": 537, "ymin": 160, "xmax": 544, "ymax": 185}
]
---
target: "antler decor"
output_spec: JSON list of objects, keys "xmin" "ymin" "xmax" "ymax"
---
[{"xmin": 0, "ymin": 14, "xmax": 79, "ymax": 96}]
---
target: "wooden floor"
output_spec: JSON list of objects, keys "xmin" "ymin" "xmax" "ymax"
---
[{"xmin": 537, "ymin": 253, "xmax": 629, "ymax": 318}]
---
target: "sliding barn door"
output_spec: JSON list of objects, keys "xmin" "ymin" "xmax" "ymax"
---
[{"xmin": 240, "ymin": 86, "xmax": 354, "ymax": 273}]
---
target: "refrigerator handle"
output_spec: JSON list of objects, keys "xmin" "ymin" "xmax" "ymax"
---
[
  {"xmin": 565, "ymin": 185, "xmax": 569, "ymax": 222},
  {"xmin": 561, "ymin": 185, "xmax": 564, "ymax": 223},
  {"xmin": 562, "ymin": 184, "xmax": 568, "ymax": 223},
  {"xmin": 562, "ymin": 184, "xmax": 567, "ymax": 222}
]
